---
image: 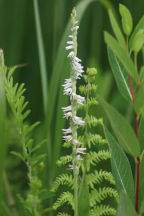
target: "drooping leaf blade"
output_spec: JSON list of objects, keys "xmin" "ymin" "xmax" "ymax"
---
[
  {"xmin": 104, "ymin": 32, "xmax": 138, "ymax": 82},
  {"xmin": 104, "ymin": 127, "xmax": 135, "ymax": 203},
  {"xmin": 98, "ymin": 96, "xmax": 140, "ymax": 157},
  {"xmin": 117, "ymin": 192, "xmax": 137, "ymax": 216},
  {"xmin": 107, "ymin": 47, "xmax": 132, "ymax": 103},
  {"xmin": 108, "ymin": 9, "xmax": 125, "ymax": 48}
]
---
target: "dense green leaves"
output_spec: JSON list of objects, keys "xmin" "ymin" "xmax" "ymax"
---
[
  {"xmin": 104, "ymin": 32, "xmax": 138, "ymax": 82},
  {"xmin": 117, "ymin": 192, "xmax": 137, "ymax": 216},
  {"xmin": 99, "ymin": 96, "xmax": 140, "ymax": 157},
  {"xmin": 108, "ymin": 10, "xmax": 125, "ymax": 48},
  {"xmin": 107, "ymin": 47, "xmax": 132, "ymax": 103},
  {"xmin": 104, "ymin": 127, "xmax": 135, "ymax": 203},
  {"xmin": 119, "ymin": 4, "xmax": 133, "ymax": 36}
]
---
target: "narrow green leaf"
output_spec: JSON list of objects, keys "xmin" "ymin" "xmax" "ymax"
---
[
  {"xmin": 117, "ymin": 192, "xmax": 137, "ymax": 216},
  {"xmin": 104, "ymin": 127, "xmax": 135, "ymax": 203},
  {"xmin": 0, "ymin": 50, "xmax": 6, "ymax": 205},
  {"xmin": 130, "ymin": 16, "xmax": 144, "ymax": 49},
  {"xmin": 130, "ymin": 29, "xmax": 144, "ymax": 54},
  {"xmin": 107, "ymin": 47, "xmax": 132, "ymax": 103},
  {"xmin": 10, "ymin": 151, "xmax": 24, "ymax": 161},
  {"xmin": 139, "ymin": 117, "xmax": 144, "ymax": 151},
  {"xmin": 99, "ymin": 96, "xmax": 140, "ymax": 157},
  {"xmin": 33, "ymin": 0, "xmax": 48, "ymax": 114},
  {"xmin": 119, "ymin": 4, "xmax": 133, "ymax": 36},
  {"xmin": 108, "ymin": 9, "xmax": 125, "ymax": 48},
  {"xmin": 134, "ymin": 84, "xmax": 144, "ymax": 116},
  {"xmin": 104, "ymin": 32, "xmax": 138, "ymax": 82}
]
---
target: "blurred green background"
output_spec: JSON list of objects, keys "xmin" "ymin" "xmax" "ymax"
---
[{"xmin": 1, "ymin": 0, "xmax": 144, "ymax": 215}]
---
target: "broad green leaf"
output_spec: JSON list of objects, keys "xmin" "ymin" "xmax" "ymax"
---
[
  {"xmin": 104, "ymin": 127, "xmax": 135, "ymax": 203},
  {"xmin": 107, "ymin": 47, "xmax": 132, "ymax": 103},
  {"xmin": 104, "ymin": 32, "xmax": 138, "ymax": 82},
  {"xmin": 130, "ymin": 16, "xmax": 144, "ymax": 49},
  {"xmin": 98, "ymin": 96, "xmax": 140, "ymax": 157},
  {"xmin": 119, "ymin": 4, "xmax": 133, "ymax": 36},
  {"xmin": 0, "ymin": 50, "xmax": 6, "ymax": 206},
  {"xmin": 117, "ymin": 192, "xmax": 137, "ymax": 216},
  {"xmin": 139, "ymin": 117, "xmax": 144, "ymax": 151},
  {"xmin": 130, "ymin": 29, "xmax": 144, "ymax": 54},
  {"xmin": 108, "ymin": 10, "xmax": 125, "ymax": 48},
  {"xmin": 134, "ymin": 84, "xmax": 144, "ymax": 116},
  {"xmin": 78, "ymin": 176, "xmax": 90, "ymax": 216}
]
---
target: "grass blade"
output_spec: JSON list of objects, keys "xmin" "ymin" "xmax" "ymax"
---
[
  {"xmin": 33, "ymin": 0, "xmax": 48, "ymax": 114},
  {"xmin": 0, "ymin": 50, "xmax": 6, "ymax": 209}
]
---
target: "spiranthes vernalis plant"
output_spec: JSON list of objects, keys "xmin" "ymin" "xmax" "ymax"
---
[
  {"xmin": 1, "ymin": 50, "xmax": 46, "ymax": 215},
  {"xmin": 52, "ymin": 8, "xmax": 86, "ymax": 216}
]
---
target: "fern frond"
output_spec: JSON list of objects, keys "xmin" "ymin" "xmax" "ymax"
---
[
  {"xmin": 51, "ymin": 174, "xmax": 73, "ymax": 192},
  {"xmin": 87, "ymin": 133, "xmax": 107, "ymax": 148},
  {"xmin": 85, "ymin": 115, "xmax": 103, "ymax": 127},
  {"xmin": 57, "ymin": 213, "xmax": 71, "ymax": 216},
  {"xmin": 57, "ymin": 155, "xmax": 72, "ymax": 166},
  {"xmin": 87, "ymin": 170, "xmax": 115, "ymax": 188},
  {"xmin": 90, "ymin": 205, "xmax": 116, "ymax": 216},
  {"xmin": 90, "ymin": 187, "xmax": 119, "ymax": 207},
  {"xmin": 53, "ymin": 192, "xmax": 74, "ymax": 210},
  {"xmin": 87, "ymin": 150, "xmax": 111, "ymax": 168}
]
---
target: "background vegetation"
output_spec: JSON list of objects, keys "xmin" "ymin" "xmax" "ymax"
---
[{"xmin": 1, "ymin": 0, "xmax": 144, "ymax": 215}]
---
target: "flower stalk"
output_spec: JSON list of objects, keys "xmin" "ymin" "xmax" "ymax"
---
[{"xmin": 62, "ymin": 8, "xmax": 85, "ymax": 216}]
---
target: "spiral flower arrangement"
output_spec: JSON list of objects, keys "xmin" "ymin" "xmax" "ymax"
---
[{"xmin": 62, "ymin": 8, "xmax": 86, "ymax": 215}]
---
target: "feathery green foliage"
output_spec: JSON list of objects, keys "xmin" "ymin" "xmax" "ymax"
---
[{"xmin": 3, "ymin": 61, "xmax": 47, "ymax": 215}]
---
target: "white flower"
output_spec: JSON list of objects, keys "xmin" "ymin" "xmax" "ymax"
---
[
  {"xmin": 67, "ymin": 41, "xmax": 73, "ymax": 45},
  {"xmin": 73, "ymin": 116, "xmax": 85, "ymax": 126},
  {"xmin": 63, "ymin": 135, "xmax": 72, "ymax": 142},
  {"xmin": 66, "ymin": 45, "xmax": 73, "ymax": 50},
  {"xmin": 72, "ymin": 93, "xmax": 85, "ymax": 105},
  {"xmin": 62, "ymin": 128, "xmax": 72, "ymax": 135},
  {"xmin": 64, "ymin": 112, "xmax": 72, "ymax": 119},
  {"xmin": 77, "ymin": 155, "xmax": 83, "ymax": 161},
  {"xmin": 62, "ymin": 105, "xmax": 72, "ymax": 112},
  {"xmin": 68, "ymin": 164, "xmax": 73, "ymax": 170},
  {"xmin": 76, "ymin": 148, "xmax": 86, "ymax": 154},
  {"xmin": 73, "ymin": 139, "xmax": 82, "ymax": 146}
]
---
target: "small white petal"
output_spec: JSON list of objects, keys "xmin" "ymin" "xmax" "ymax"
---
[
  {"xmin": 68, "ymin": 51, "xmax": 74, "ymax": 58},
  {"xmin": 66, "ymin": 45, "xmax": 73, "ymax": 50},
  {"xmin": 62, "ymin": 128, "xmax": 72, "ymax": 135},
  {"xmin": 73, "ymin": 116, "xmax": 85, "ymax": 126},
  {"xmin": 63, "ymin": 135, "xmax": 72, "ymax": 142},
  {"xmin": 77, "ymin": 148, "xmax": 86, "ymax": 155},
  {"xmin": 67, "ymin": 41, "xmax": 73, "ymax": 45}
]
